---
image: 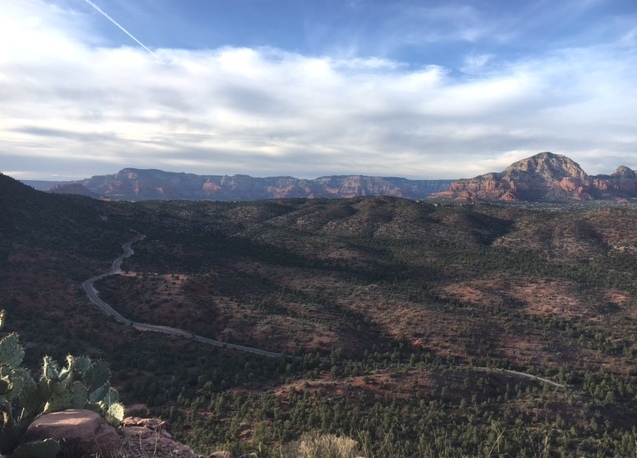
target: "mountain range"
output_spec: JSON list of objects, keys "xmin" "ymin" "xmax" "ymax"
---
[
  {"xmin": 20, "ymin": 152, "xmax": 637, "ymax": 202},
  {"xmin": 30, "ymin": 172, "xmax": 454, "ymax": 201},
  {"xmin": 5, "ymin": 169, "xmax": 637, "ymax": 455},
  {"xmin": 433, "ymin": 152, "xmax": 637, "ymax": 202}
]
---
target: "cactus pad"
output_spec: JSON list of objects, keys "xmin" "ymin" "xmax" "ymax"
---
[{"xmin": 0, "ymin": 334, "xmax": 25, "ymax": 369}]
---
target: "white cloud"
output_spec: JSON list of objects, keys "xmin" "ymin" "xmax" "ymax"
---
[
  {"xmin": 461, "ymin": 53, "xmax": 494, "ymax": 73},
  {"xmin": 1, "ymin": 0, "xmax": 636, "ymax": 180}
]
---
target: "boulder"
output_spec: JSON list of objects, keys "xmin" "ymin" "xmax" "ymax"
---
[
  {"xmin": 21, "ymin": 409, "xmax": 122, "ymax": 458},
  {"xmin": 119, "ymin": 416, "xmax": 199, "ymax": 457}
]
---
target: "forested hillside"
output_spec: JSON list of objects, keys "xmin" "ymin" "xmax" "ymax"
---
[{"xmin": 3, "ymin": 173, "xmax": 637, "ymax": 456}]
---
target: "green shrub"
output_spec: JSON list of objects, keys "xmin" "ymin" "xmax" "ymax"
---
[{"xmin": 0, "ymin": 310, "xmax": 124, "ymax": 456}]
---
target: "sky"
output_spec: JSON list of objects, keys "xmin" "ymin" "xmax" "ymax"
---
[{"xmin": 1, "ymin": 0, "xmax": 636, "ymax": 181}]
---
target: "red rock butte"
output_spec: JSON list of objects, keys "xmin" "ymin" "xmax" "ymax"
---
[{"xmin": 432, "ymin": 152, "xmax": 637, "ymax": 202}]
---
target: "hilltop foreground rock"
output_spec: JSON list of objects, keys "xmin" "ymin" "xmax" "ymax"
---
[
  {"xmin": 431, "ymin": 152, "xmax": 637, "ymax": 202},
  {"xmin": 119, "ymin": 417, "xmax": 200, "ymax": 457},
  {"xmin": 21, "ymin": 410, "xmax": 122, "ymax": 457}
]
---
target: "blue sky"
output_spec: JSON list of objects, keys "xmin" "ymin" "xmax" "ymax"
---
[{"xmin": 1, "ymin": 0, "xmax": 636, "ymax": 180}]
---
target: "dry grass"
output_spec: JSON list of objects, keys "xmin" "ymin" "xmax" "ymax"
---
[{"xmin": 279, "ymin": 432, "xmax": 362, "ymax": 458}]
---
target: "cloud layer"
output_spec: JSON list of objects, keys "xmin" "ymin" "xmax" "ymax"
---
[{"xmin": 1, "ymin": 0, "xmax": 636, "ymax": 180}]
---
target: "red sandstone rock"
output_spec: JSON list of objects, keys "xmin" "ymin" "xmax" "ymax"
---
[
  {"xmin": 21, "ymin": 409, "xmax": 122, "ymax": 458},
  {"xmin": 119, "ymin": 416, "xmax": 199, "ymax": 458},
  {"xmin": 431, "ymin": 152, "xmax": 637, "ymax": 202}
]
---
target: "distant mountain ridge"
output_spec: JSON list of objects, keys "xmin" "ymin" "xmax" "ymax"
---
[
  {"xmin": 23, "ymin": 152, "xmax": 637, "ymax": 202},
  {"xmin": 42, "ymin": 170, "xmax": 454, "ymax": 201},
  {"xmin": 432, "ymin": 152, "xmax": 637, "ymax": 202}
]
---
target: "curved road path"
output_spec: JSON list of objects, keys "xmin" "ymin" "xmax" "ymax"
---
[
  {"xmin": 82, "ymin": 234, "xmax": 287, "ymax": 359},
  {"xmin": 462, "ymin": 365, "xmax": 565, "ymax": 389},
  {"xmin": 83, "ymin": 235, "xmax": 567, "ymax": 388}
]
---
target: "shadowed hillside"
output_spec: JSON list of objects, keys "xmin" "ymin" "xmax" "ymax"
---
[{"xmin": 4, "ymin": 174, "xmax": 637, "ymax": 456}]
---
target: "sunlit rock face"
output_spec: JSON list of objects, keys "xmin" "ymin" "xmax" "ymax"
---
[{"xmin": 432, "ymin": 152, "xmax": 637, "ymax": 202}]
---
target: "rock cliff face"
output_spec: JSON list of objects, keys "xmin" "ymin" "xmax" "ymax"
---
[
  {"xmin": 432, "ymin": 152, "xmax": 637, "ymax": 202},
  {"xmin": 49, "ymin": 169, "xmax": 453, "ymax": 201}
]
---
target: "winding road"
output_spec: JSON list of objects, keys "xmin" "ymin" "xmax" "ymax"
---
[
  {"xmin": 464, "ymin": 366, "xmax": 565, "ymax": 389},
  {"xmin": 83, "ymin": 234, "xmax": 567, "ymax": 388},
  {"xmin": 82, "ymin": 234, "xmax": 287, "ymax": 359}
]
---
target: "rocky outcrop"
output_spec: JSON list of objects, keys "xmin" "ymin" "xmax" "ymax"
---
[
  {"xmin": 119, "ymin": 417, "xmax": 200, "ymax": 457},
  {"xmin": 432, "ymin": 152, "xmax": 637, "ymax": 202},
  {"xmin": 21, "ymin": 409, "xmax": 122, "ymax": 457},
  {"xmin": 592, "ymin": 166, "xmax": 637, "ymax": 195},
  {"xmin": 46, "ymin": 170, "xmax": 453, "ymax": 201},
  {"xmin": 20, "ymin": 411, "xmax": 215, "ymax": 458}
]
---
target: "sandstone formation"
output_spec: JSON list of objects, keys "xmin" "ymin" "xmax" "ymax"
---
[
  {"xmin": 21, "ymin": 409, "xmax": 122, "ymax": 457},
  {"xmin": 33, "ymin": 152, "xmax": 637, "ymax": 202},
  {"xmin": 47, "ymin": 170, "xmax": 453, "ymax": 201},
  {"xmin": 431, "ymin": 152, "xmax": 637, "ymax": 202}
]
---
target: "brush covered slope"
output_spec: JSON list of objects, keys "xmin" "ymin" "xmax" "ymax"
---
[
  {"xmin": 4, "ymin": 173, "xmax": 637, "ymax": 456},
  {"xmin": 0, "ymin": 173, "xmax": 133, "ymax": 350},
  {"xmin": 100, "ymin": 197, "xmax": 637, "ymax": 456}
]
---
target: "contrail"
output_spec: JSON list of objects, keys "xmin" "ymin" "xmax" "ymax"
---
[{"xmin": 83, "ymin": 0, "xmax": 163, "ymax": 62}]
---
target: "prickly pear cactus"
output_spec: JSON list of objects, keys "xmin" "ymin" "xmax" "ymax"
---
[
  {"xmin": 42, "ymin": 380, "xmax": 88, "ymax": 414},
  {"xmin": 0, "ymin": 310, "xmax": 127, "ymax": 456},
  {"xmin": 10, "ymin": 438, "xmax": 60, "ymax": 458},
  {"xmin": 0, "ymin": 312, "xmax": 34, "ymax": 417},
  {"xmin": 106, "ymin": 402, "xmax": 126, "ymax": 426},
  {"xmin": 38, "ymin": 354, "xmax": 125, "ymax": 425},
  {"xmin": 85, "ymin": 360, "xmax": 111, "ymax": 393},
  {"xmin": 72, "ymin": 356, "xmax": 92, "ymax": 376},
  {"xmin": 0, "ymin": 311, "xmax": 43, "ymax": 456},
  {"xmin": 0, "ymin": 333, "xmax": 24, "ymax": 370}
]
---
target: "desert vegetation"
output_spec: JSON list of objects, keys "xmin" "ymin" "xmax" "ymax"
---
[
  {"xmin": 3, "ymin": 174, "xmax": 637, "ymax": 456},
  {"xmin": 0, "ymin": 310, "xmax": 124, "ymax": 457}
]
